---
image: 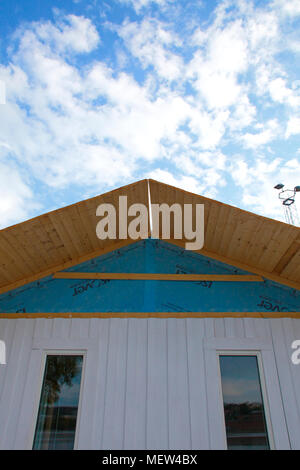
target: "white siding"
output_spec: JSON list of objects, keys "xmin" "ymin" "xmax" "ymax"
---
[{"xmin": 0, "ymin": 317, "xmax": 299, "ymax": 450}]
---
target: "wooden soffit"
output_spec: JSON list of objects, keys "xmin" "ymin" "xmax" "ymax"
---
[
  {"xmin": 0, "ymin": 178, "xmax": 299, "ymax": 294},
  {"xmin": 148, "ymin": 179, "xmax": 300, "ymax": 290}
]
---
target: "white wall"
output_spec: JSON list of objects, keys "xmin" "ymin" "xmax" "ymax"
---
[{"xmin": 0, "ymin": 317, "xmax": 299, "ymax": 450}]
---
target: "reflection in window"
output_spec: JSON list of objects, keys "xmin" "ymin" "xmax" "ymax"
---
[
  {"xmin": 33, "ymin": 355, "xmax": 83, "ymax": 450},
  {"xmin": 219, "ymin": 355, "xmax": 270, "ymax": 450}
]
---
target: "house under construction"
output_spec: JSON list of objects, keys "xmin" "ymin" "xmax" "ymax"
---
[{"xmin": 0, "ymin": 179, "xmax": 299, "ymax": 450}]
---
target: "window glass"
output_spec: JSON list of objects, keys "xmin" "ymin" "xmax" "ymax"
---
[
  {"xmin": 219, "ymin": 355, "xmax": 270, "ymax": 450},
  {"xmin": 33, "ymin": 354, "xmax": 83, "ymax": 450}
]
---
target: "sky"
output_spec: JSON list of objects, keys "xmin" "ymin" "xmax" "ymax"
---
[
  {"xmin": 219, "ymin": 355, "xmax": 264, "ymax": 404},
  {"xmin": 0, "ymin": 0, "xmax": 300, "ymax": 228}
]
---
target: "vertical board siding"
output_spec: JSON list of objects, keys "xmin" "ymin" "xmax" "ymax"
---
[
  {"xmin": 186, "ymin": 319, "xmax": 209, "ymax": 449},
  {"xmin": 0, "ymin": 317, "xmax": 300, "ymax": 449},
  {"xmin": 0, "ymin": 320, "xmax": 16, "ymax": 402},
  {"xmin": 89, "ymin": 319, "xmax": 110, "ymax": 450},
  {"xmin": 270, "ymin": 319, "xmax": 300, "ymax": 449},
  {"xmin": 167, "ymin": 319, "xmax": 191, "ymax": 449},
  {"xmin": 124, "ymin": 318, "xmax": 147, "ymax": 450},
  {"xmin": 101, "ymin": 319, "xmax": 128, "ymax": 449},
  {"xmin": 0, "ymin": 320, "xmax": 35, "ymax": 449},
  {"xmin": 146, "ymin": 319, "xmax": 168, "ymax": 449}
]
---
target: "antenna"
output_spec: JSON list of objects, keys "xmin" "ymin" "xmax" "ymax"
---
[{"xmin": 274, "ymin": 184, "xmax": 300, "ymax": 226}]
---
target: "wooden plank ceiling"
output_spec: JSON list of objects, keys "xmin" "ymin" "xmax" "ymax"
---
[
  {"xmin": 148, "ymin": 179, "xmax": 300, "ymax": 290},
  {"xmin": 0, "ymin": 180, "xmax": 149, "ymax": 294},
  {"xmin": 0, "ymin": 178, "xmax": 299, "ymax": 294}
]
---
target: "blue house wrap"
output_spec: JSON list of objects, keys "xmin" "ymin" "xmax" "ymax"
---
[{"xmin": 0, "ymin": 239, "xmax": 299, "ymax": 314}]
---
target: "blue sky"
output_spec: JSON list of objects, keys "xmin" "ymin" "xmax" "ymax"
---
[
  {"xmin": 220, "ymin": 355, "xmax": 264, "ymax": 404},
  {"xmin": 0, "ymin": 0, "xmax": 300, "ymax": 228}
]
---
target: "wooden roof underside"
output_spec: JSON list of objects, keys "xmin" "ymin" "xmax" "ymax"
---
[{"xmin": 0, "ymin": 178, "xmax": 299, "ymax": 294}]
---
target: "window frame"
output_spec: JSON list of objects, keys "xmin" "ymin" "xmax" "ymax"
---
[
  {"xmin": 32, "ymin": 349, "xmax": 87, "ymax": 450},
  {"xmin": 216, "ymin": 350, "xmax": 275, "ymax": 450},
  {"xmin": 203, "ymin": 336, "xmax": 291, "ymax": 450}
]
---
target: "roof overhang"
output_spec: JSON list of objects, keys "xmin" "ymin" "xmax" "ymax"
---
[{"xmin": 0, "ymin": 178, "xmax": 299, "ymax": 294}]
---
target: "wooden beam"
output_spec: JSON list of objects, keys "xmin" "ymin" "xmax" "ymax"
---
[
  {"xmin": 53, "ymin": 272, "xmax": 264, "ymax": 282},
  {"xmin": 168, "ymin": 239, "xmax": 300, "ymax": 291},
  {"xmin": 0, "ymin": 239, "xmax": 137, "ymax": 296},
  {"xmin": 0, "ymin": 311, "xmax": 299, "ymax": 319}
]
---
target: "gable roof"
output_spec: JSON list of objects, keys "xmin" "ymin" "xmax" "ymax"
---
[
  {"xmin": 0, "ymin": 178, "xmax": 299, "ymax": 294},
  {"xmin": 149, "ymin": 180, "xmax": 300, "ymax": 290}
]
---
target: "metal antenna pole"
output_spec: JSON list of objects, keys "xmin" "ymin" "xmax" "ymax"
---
[{"xmin": 274, "ymin": 184, "xmax": 300, "ymax": 227}]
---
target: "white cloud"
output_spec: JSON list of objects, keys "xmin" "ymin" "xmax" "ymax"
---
[
  {"xmin": 0, "ymin": 19, "xmax": 188, "ymax": 189},
  {"xmin": 273, "ymin": 0, "xmax": 300, "ymax": 17},
  {"xmin": 0, "ymin": 15, "xmax": 205, "ymax": 209},
  {"xmin": 148, "ymin": 169, "xmax": 203, "ymax": 194},
  {"xmin": 189, "ymin": 20, "xmax": 249, "ymax": 110},
  {"xmin": 149, "ymin": 153, "xmax": 227, "ymax": 199},
  {"xmin": 117, "ymin": 18, "xmax": 183, "ymax": 81},
  {"xmin": 33, "ymin": 14, "xmax": 100, "ymax": 53},
  {"xmin": 242, "ymin": 120, "xmax": 280, "ymax": 149},
  {"xmin": 228, "ymin": 95, "xmax": 256, "ymax": 130},
  {"xmin": 0, "ymin": 162, "xmax": 40, "ymax": 228},
  {"xmin": 269, "ymin": 77, "xmax": 300, "ymax": 108},
  {"xmin": 285, "ymin": 117, "xmax": 300, "ymax": 138},
  {"xmin": 117, "ymin": 0, "xmax": 169, "ymax": 13},
  {"xmin": 188, "ymin": 109, "xmax": 229, "ymax": 149},
  {"xmin": 0, "ymin": 1, "xmax": 300, "ymax": 227},
  {"xmin": 230, "ymin": 155, "xmax": 300, "ymax": 221},
  {"xmin": 247, "ymin": 10, "xmax": 279, "ymax": 51}
]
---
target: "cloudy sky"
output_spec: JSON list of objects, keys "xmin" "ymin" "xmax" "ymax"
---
[{"xmin": 0, "ymin": 0, "xmax": 300, "ymax": 228}]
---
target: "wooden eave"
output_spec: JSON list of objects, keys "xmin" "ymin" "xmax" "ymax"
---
[{"xmin": 0, "ymin": 178, "xmax": 299, "ymax": 295}]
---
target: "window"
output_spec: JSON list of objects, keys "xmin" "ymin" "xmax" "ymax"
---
[
  {"xmin": 33, "ymin": 354, "xmax": 84, "ymax": 450},
  {"xmin": 219, "ymin": 354, "xmax": 270, "ymax": 450}
]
